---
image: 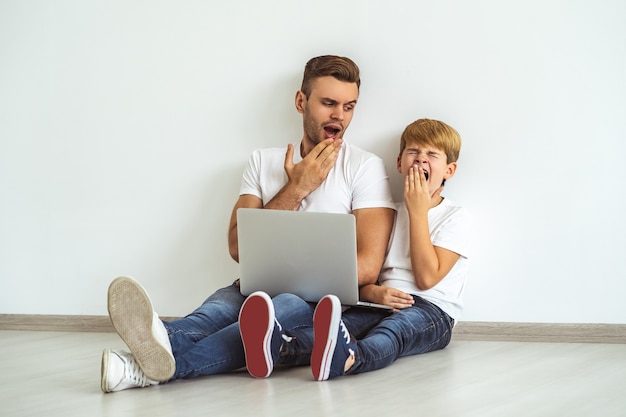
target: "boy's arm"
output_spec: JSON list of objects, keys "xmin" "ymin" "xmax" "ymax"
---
[
  {"xmin": 360, "ymin": 284, "xmax": 414, "ymax": 311},
  {"xmin": 405, "ymin": 166, "xmax": 460, "ymax": 290},
  {"xmin": 408, "ymin": 224, "xmax": 460, "ymax": 290}
]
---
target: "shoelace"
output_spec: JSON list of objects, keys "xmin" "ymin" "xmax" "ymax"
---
[
  {"xmin": 340, "ymin": 321, "xmax": 356, "ymax": 361},
  {"xmin": 339, "ymin": 321, "xmax": 351, "ymax": 344},
  {"xmin": 123, "ymin": 355, "xmax": 152, "ymax": 387},
  {"xmin": 276, "ymin": 319, "xmax": 294, "ymax": 343}
]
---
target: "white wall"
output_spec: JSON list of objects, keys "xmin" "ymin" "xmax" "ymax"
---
[{"xmin": 1, "ymin": 0, "xmax": 625, "ymax": 323}]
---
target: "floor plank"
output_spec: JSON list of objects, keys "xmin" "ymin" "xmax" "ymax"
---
[{"xmin": 1, "ymin": 330, "xmax": 625, "ymax": 417}]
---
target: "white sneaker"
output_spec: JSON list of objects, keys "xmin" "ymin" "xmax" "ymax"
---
[
  {"xmin": 107, "ymin": 276, "xmax": 175, "ymax": 381},
  {"xmin": 101, "ymin": 349, "xmax": 159, "ymax": 393}
]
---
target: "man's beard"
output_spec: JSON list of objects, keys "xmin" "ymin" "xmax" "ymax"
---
[
  {"xmin": 302, "ymin": 113, "xmax": 344, "ymax": 145},
  {"xmin": 302, "ymin": 109, "xmax": 323, "ymax": 143}
]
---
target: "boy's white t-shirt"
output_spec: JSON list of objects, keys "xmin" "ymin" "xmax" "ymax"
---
[
  {"xmin": 379, "ymin": 199, "xmax": 471, "ymax": 320},
  {"xmin": 239, "ymin": 142, "xmax": 396, "ymax": 213}
]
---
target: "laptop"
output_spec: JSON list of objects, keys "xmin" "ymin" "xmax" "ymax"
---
[{"xmin": 237, "ymin": 208, "xmax": 392, "ymax": 310}]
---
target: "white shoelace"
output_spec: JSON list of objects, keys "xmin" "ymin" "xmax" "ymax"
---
[
  {"xmin": 123, "ymin": 355, "xmax": 152, "ymax": 387},
  {"xmin": 276, "ymin": 319, "xmax": 294, "ymax": 343},
  {"xmin": 339, "ymin": 321, "xmax": 351, "ymax": 344}
]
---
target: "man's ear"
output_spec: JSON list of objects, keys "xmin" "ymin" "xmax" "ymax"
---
[
  {"xmin": 295, "ymin": 90, "xmax": 306, "ymax": 114},
  {"xmin": 443, "ymin": 162, "xmax": 457, "ymax": 180}
]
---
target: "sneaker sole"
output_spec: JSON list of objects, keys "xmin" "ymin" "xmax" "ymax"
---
[
  {"xmin": 107, "ymin": 277, "xmax": 175, "ymax": 381},
  {"xmin": 239, "ymin": 292, "xmax": 275, "ymax": 378},
  {"xmin": 311, "ymin": 295, "xmax": 341, "ymax": 381},
  {"xmin": 101, "ymin": 349, "xmax": 111, "ymax": 393}
]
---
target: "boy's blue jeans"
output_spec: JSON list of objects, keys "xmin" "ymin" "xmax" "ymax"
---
[
  {"xmin": 346, "ymin": 294, "xmax": 454, "ymax": 375},
  {"xmin": 163, "ymin": 282, "xmax": 452, "ymax": 379}
]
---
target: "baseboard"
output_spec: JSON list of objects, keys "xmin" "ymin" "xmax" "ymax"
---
[
  {"xmin": 0, "ymin": 314, "xmax": 178, "ymax": 333},
  {"xmin": 1, "ymin": 314, "xmax": 625, "ymax": 344},
  {"xmin": 452, "ymin": 321, "xmax": 626, "ymax": 344}
]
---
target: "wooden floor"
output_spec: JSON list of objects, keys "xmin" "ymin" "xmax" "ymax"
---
[{"xmin": 1, "ymin": 330, "xmax": 625, "ymax": 417}]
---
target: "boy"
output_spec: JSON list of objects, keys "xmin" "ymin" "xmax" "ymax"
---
[{"xmin": 310, "ymin": 118, "xmax": 471, "ymax": 380}]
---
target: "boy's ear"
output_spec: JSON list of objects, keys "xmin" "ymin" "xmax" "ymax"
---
[
  {"xmin": 295, "ymin": 90, "xmax": 306, "ymax": 114},
  {"xmin": 443, "ymin": 162, "xmax": 457, "ymax": 180},
  {"xmin": 396, "ymin": 155, "xmax": 402, "ymax": 173}
]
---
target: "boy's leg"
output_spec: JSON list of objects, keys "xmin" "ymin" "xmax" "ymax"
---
[
  {"xmin": 348, "ymin": 296, "xmax": 454, "ymax": 375},
  {"xmin": 311, "ymin": 295, "xmax": 357, "ymax": 381},
  {"xmin": 341, "ymin": 306, "xmax": 390, "ymax": 338}
]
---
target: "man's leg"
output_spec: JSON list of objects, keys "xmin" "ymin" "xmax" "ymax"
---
[
  {"xmin": 104, "ymin": 277, "xmax": 246, "ymax": 391},
  {"xmin": 107, "ymin": 277, "xmax": 175, "ymax": 381},
  {"xmin": 170, "ymin": 321, "xmax": 248, "ymax": 379},
  {"xmin": 165, "ymin": 280, "xmax": 246, "ymax": 357},
  {"xmin": 239, "ymin": 292, "xmax": 317, "ymax": 374},
  {"xmin": 246, "ymin": 296, "xmax": 388, "ymax": 369},
  {"xmin": 237, "ymin": 294, "xmax": 392, "ymax": 375}
]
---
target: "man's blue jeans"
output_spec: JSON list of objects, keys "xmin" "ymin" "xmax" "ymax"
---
[{"xmin": 162, "ymin": 281, "xmax": 387, "ymax": 379}]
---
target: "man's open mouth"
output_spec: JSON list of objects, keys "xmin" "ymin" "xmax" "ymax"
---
[{"xmin": 324, "ymin": 125, "xmax": 341, "ymax": 139}]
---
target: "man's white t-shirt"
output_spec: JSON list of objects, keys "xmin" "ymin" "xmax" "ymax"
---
[
  {"xmin": 380, "ymin": 199, "xmax": 471, "ymax": 320},
  {"xmin": 239, "ymin": 142, "xmax": 396, "ymax": 213}
]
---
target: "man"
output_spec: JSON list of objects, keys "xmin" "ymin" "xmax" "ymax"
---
[{"xmin": 101, "ymin": 55, "xmax": 395, "ymax": 392}]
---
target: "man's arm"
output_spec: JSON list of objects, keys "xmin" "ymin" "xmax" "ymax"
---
[
  {"xmin": 229, "ymin": 139, "xmax": 343, "ymax": 262},
  {"xmin": 263, "ymin": 139, "xmax": 343, "ymax": 211},
  {"xmin": 228, "ymin": 194, "xmax": 263, "ymax": 262},
  {"xmin": 353, "ymin": 207, "xmax": 395, "ymax": 286}
]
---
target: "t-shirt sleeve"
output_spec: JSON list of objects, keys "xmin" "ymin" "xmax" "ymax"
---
[
  {"xmin": 432, "ymin": 207, "xmax": 472, "ymax": 259},
  {"xmin": 351, "ymin": 156, "xmax": 396, "ymax": 211},
  {"xmin": 239, "ymin": 149, "xmax": 263, "ymax": 198}
]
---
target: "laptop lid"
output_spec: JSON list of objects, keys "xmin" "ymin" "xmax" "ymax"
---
[{"xmin": 237, "ymin": 208, "xmax": 390, "ymax": 309}]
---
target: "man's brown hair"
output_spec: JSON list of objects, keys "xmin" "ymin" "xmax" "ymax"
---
[{"xmin": 300, "ymin": 55, "xmax": 361, "ymax": 98}]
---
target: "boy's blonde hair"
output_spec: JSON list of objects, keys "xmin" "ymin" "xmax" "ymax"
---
[{"xmin": 399, "ymin": 119, "xmax": 461, "ymax": 164}]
